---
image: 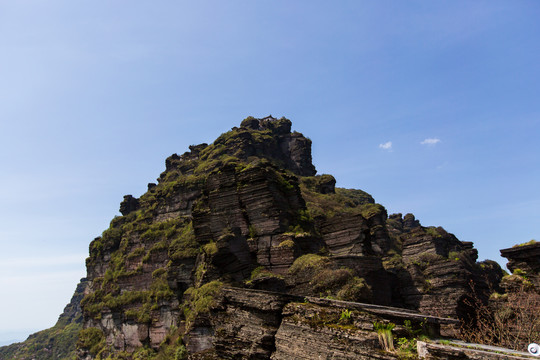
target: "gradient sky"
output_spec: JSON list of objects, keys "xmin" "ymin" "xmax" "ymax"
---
[{"xmin": 1, "ymin": 1, "xmax": 539, "ymax": 343}]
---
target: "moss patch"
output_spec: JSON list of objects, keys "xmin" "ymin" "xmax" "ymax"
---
[
  {"xmin": 183, "ymin": 281, "xmax": 223, "ymax": 327},
  {"xmin": 289, "ymin": 254, "xmax": 327, "ymax": 275}
]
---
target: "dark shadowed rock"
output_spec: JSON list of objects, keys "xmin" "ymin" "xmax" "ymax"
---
[
  {"xmin": 501, "ymin": 241, "xmax": 540, "ymax": 290},
  {"xmin": 35, "ymin": 116, "xmax": 521, "ymax": 359},
  {"xmin": 5, "ymin": 116, "xmax": 528, "ymax": 359},
  {"xmin": 119, "ymin": 195, "xmax": 140, "ymax": 215}
]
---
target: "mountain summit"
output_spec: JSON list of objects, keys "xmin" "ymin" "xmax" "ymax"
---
[
  {"xmin": 4, "ymin": 116, "xmax": 537, "ymax": 360},
  {"xmin": 76, "ymin": 116, "xmax": 497, "ymax": 358}
]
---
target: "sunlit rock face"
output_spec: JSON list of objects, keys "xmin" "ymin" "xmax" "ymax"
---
[
  {"xmin": 501, "ymin": 241, "xmax": 540, "ymax": 291},
  {"xmin": 76, "ymin": 116, "xmax": 499, "ymax": 358}
]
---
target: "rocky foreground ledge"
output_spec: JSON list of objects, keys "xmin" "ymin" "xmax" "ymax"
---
[
  {"xmin": 185, "ymin": 287, "xmax": 536, "ymax": 359},
  {"xmin": 201, "ymin": 287, "xmax": 455, "ymax": 359}
]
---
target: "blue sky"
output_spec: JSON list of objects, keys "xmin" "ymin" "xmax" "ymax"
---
[{"xmin": 1, "ymin": 1, "xmax": 539, "ymax": 343}]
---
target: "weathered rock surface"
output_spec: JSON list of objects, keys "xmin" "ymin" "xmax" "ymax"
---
[
  {"xmin": 119, "ymin": 195, "xmax": 140, "ymax": 216},
  {"xmin": 76, "ymin": 117, "xmax": 516, "ymax": 359},
  {"xmin": 208, "ymin": 287, "xmax": 454, "ymax": 360},
  {"xmin": 417, "ymin": 340, "xmax": 538, "ymax": 360},
  {"xmin": 237, "ymin": 116, "xmax": 316, "ymax": 176},
  {"xmin": 383, "ymin": 213, "xmax": 506, "ymax": 336},
  {"xmin": 501, "ymin": 241, "xmax": 540, "ymax": 290},
  {"xmin": 209, "ymin": 288, "xmax": 302, "ymax": 359},
  {"xmin": 10, "ymin": 116, "xmax": 529, "ymax": 359},
  {"xmin": 320, "ymin": 213, "xmax": 373, "ymax": 256}
]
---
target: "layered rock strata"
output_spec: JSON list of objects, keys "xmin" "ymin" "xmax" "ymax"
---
[
  {"xmin": 417, "ymin": 341, "xmax": 538, "ymax": 360},
  {"xmin": 2, "ymin": 116, "xmax": 534, "ymax": 359},
  {"xmin": 76, "ymin": 116, "xmax": 504, "ymax": 359},
  {"xmin": 501, "ymin": 241, "xmax": 540, "ymax": 290},
  {"xmin": 384, "ymin": 214, "xmax": 502, "ymax": 335},
  {"xmin": 208, "ymin": 287, "xmax": 455, "ymax": 360}
]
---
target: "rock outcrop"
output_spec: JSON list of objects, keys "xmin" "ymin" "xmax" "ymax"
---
[
  {"xmin": 7, "ymin": 116, "xmax": 531, "ymax": 359},
  {"xmin": 417, "ymin": 340, "xmax": 538, "ymax": 359},
  {"xmin": 206, "ymin": 287, "xmax": 458, "ymax": 360},
  {"xmin": 384, "ymin": 214, "xmax": 504, "ymax": 335},
  {"xmin": 74, "ymin": 116, "xmax": 514, "ymax": 359},
  {"xmin": 500, "ymin": 241, "xmax": 540, "ymax": 291}
]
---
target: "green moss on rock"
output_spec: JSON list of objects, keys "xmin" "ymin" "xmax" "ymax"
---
[
  {"xmin": 77, "ymin": 327, "xmax": 105, "ymax": 357},
  {"xmin": 289, "ymin": 254, "xmax": 327, "ymax": 275},
  {"xmin": 183, "ymin": 281, "xmax": 223, "ymax": 327}
]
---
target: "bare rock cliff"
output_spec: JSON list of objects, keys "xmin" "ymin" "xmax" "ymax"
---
[
  {"xmin": 2, "ymin": 116, "xmax": 533, "ymax": 360},
  {"xmin": 71, "ymin": 117, "xmax": 509, "ymax": 358}
]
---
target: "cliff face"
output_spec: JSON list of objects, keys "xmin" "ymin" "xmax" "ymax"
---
[
  {"xmin": 74, "ymin": 116, "xmax": 508, "ymax": 359},
  {"xmin": 385, "ymin": 214, "xmax": 503, "ymax": 329},
  {"xmin": 78, "ymin": 117, "xmax": 325, "ymax": 358},
  {"xmin": 206, "ymin": 287, "xmax": 456, "ymax": 360},
  {"xmin": 2, "ymin": 116, "xmax": 535, "ymax": 359}
]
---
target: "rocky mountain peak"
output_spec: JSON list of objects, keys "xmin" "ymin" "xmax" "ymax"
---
[
  {"xmin": 160, "ymin": 116, "xmax": 316, "ymax": 181},
  {"xmin": 15, "ymin": 115, "xmax": 530, "ymax": 360},
  {"xmin": 2, "ymin": 117, "xmax": 537, "ymax": 360}
]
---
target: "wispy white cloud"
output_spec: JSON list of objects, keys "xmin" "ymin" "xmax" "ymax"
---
[
  {"xmin": 421, "ymin": 138, "xmax": 441, "ymax": 145},
  {"xmin": 379, "ymin": 141, "xmax": 392, "ymax": 151}
]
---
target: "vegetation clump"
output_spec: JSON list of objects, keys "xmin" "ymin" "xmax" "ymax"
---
[
  {"xmin": 311, "ymin": 268, "xmax": 352, "ymax": 294},
  {"xmin": 512, "ymin": 239, "xmax": 538, "ymax": 247},
  {"xmin": 0, "ymin": 321, "xmax": 83, "ymax": 360},
  {"xmin": 203, "ymin": 241, "xmax": 218, "ymax": 255},
  {"xmin": 277, "ymin": 239, "xmax": 295, "ymax": 248},
  {"xmin": 373, "ymin": 321, "xmax": 395, "ymax": 352},
  {"xmin": 77, "ymin": 327, "xmax": 106, "ymax": 358},
  {"xmin": 339, "ymin": 309, "xmax": 352, "ymax": 324},
  {"xmin": 248, "ymin": 266, "xmax": 284, "ymax": 283},
  {"xmin": 424, "ymin": 227, "xmax": 445, "ymax": 238},
  {"xmin": 382, "ymin": 251, "xmax": 404, "ymax": 271},
  {"xmin": 247, "ymin": 225, "xmax": 258, "ymax": 239},
  {"xmin": 289, "ymin": 254, "xmax": 327, "ymax": 275},
  {"xmin": 299, "ymin": 178, "xmax": 378, "ymax": 219},
  {"xmin": 460, "ymin": 284, "xmax": 540, "ymax": 350},
  {"xmin": 168, "ymin": 222, "xmax": 199, "ymax": 260},
  {"xmin": 336, "ymin": 276, "xmax": 372, "ymax": 302},
  {"xmin": 183, "ymin": 281, "xmax": 223, "ymax": 327}
]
